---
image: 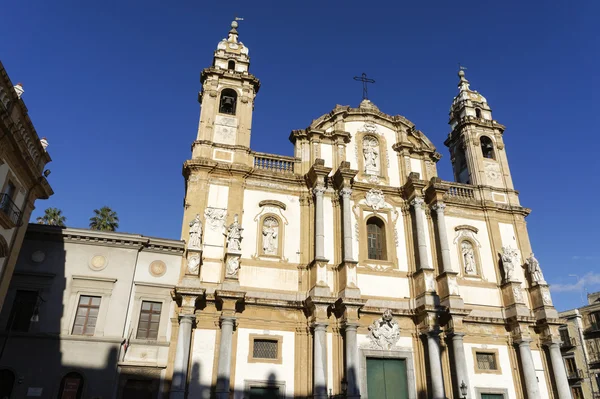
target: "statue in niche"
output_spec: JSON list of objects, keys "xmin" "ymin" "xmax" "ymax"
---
[
  {"xmin": 363, "ymin": 136, "xmax": 380, "ymax": 175},
  {"xmin": 224, "ymin": 214, "xmax": 243, "ymax": 251},
  {"xmin": 368, "ymin": 309, "xmax": 400, "ymax": 350},
  {"xmin": 262, "ymin": 216, "xmax": 279, "ymax": 255},
  {"xmin": 525, "ymin": 253, "xmax": 545, "ymax": 284},
  {"xmin": 461, "ymin": 240, "xmax": 477, "ymax": 275},
  {"xmin": 226, "ymin": 256, "xmax": 240, "ymax": 277},
  {"xmin": 187, "ymin": 255, "xmax": 200, "ymax": 275},
  {"xmin": 500, "ymin": 246, "xmax": 518, "ymax": 282},
  {"xmin": 188, "ymin": 214, "xmax": 202, "ymax": 249}
]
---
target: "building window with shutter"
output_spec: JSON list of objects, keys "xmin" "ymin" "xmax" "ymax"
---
[
  {"xmin": 136, "ymin": 301, "xmax": 162, "ymax": 340},
  {"xmin": 367, "ymin": 217, "xmax": 386, "ymax": 260},
  {"xmin": 473, "ymin": 349, "xmax": 502, "ymax": 374},
  {"xmin": 7, "ymin": 290, "xmax": 38, "ymax": 332},
  {"xmin": 72, "ymin": 295, "xmax": 101, "ymax": 336},
  {"xmin": 248, "ymin": 334, "xmax": 283, "ymax": 364}
]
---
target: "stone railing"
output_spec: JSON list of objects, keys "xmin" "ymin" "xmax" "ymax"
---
[
  {"xmin": 444, "ymin": 183, "xmax": 476, "ymax": 200},
  {"xmin": 252, "ymin": 152, "xmax": 296, "ymax": 174}
]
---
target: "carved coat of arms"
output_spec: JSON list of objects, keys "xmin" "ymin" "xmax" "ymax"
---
[
  {"xmin": 368, "ymin": 309, "xmax": 400, "ymax": 350},
  {"xmin": 365, "ymin": 189, "xmax": 386, "ymax": 211}
]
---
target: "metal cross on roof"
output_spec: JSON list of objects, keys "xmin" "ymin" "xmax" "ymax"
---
[{"xmin": 353, "ymin": 73, "xmax": 375, "ymax": 100}]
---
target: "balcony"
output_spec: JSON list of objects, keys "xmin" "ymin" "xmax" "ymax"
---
[
  {"xmin": 585, "ymin": 322, "xmax": 600, "ymax": 334},
  {"xmin": 0, "ymin": 193, "xmax": 22, "ymax": 227},
  {"xmin": 253, "ymin": 152, "xmax": 296, "ymax": 174},
  {"xmin": 567, "ymin": 369, "xmax": 584, "ymax": 380},
  {"xmin": 444, "ymin": 183, "xmax": 476, "ymax": 201},
  {"xmin": 589, "ymin": 353, "xmax": 600, "ymax": 366},
  {"xmin": 561, "ymin": 336, "xmax": 577, "ymax": 349}
]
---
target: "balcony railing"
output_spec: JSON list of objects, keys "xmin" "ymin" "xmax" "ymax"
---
[
  {"xmin": 589, "ymin": 353, "xmax": 600, "ymax": 365},
  {"xmin": 561, "ymin": 336, "xmax": 577, "ymax": 349},
  {"xmin": 567, "ymin": 369, "xmax": 583, "ymax": 380},
  {"xmin": 445, "ymin": 183, "xmax": 476, "ymax": 200},
  {"xmin": 253, "ymin": 152, "xmax": 296, "ymax": 174},
  {"xmin": 0, "ymin": 193, "xmax": 21, "ymax": 225}
]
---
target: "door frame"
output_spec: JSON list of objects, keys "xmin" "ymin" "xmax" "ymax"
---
[
  {"xmin": 359, "ymin": 348, "xmax": 417, "ymax": 399},
  {"xmin": 474, "ymin": 387, "xmax": 509, "ymax": 398}
]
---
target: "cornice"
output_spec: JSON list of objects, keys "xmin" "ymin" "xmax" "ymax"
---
[{"xmin": 200, "ymin": 66, "xmax": 261, "ymax": 93}]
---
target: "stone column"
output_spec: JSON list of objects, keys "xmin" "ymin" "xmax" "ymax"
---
[
  {"xmin": 170, "ymin": 314, "xmax": 194, "ymax": 399},
  {"xmin": 516, "ymin": 339, "xmax": 541, "ymax": 399},
  {"xmin": 426, "ymin": 331, "xmax": 445, "ymax": 399},
  {"xmin": 432, "ymin": 202, "xmax": 452, "ymax": 273},
  {"xmin": 345, "ymin": 323, "xmax": 360, "ymax": 399},
  {"xmin": 313, "ymin": 323, "xmax": 328, "ymax": 399},
  {"xmin": 215, "ymin": 316, "xmax": 236, "ymax": 399},
  {"xmin": 547, "ymin": 342, "xmax": 572, "ymax": 399},
  {"xmin": 314, "ymin": 185, "xmax": 326, "ymax": 260},
  {"xmin": 340, "ymin": 187, "xmax": 354, "ymax": 262},
  {"xmin": 411, "ymin": 197, "xmax": 431, "ymax": 270},
  {"xmin": 450, "ymin": 333, "xmax": 471, "ymax": 399}
]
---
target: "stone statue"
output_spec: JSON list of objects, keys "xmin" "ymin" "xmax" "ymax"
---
[
  {"xmin": 187, "ymin": 255, "xmax": 200, "ymax": 275},
  {"xmin": 525, "ymin": 253, "xmax": 545, "ymax": 284},
  {"xmin": 500, "ymin": 246, "xmax": 518, "ymax": 282},
  {"xmin": 188, "ymin": 214, "xmax": 202, "ymax": 249},
  {"xmin": 262, "ymin": 217, "xmax": 279, "ymax": 255},
  {"xmin": 368, "ymin": 309, "xmax": 400, "ymax": 350},
  {"xmin": 461, "ymin": 241, "xmax": 477, "ymax": 275},
  {"xmin": 224, "ymin": 214, "xmax": 243, "ymax": 251},
  {"xmin": 226, "ymin": 256, "xmax": 240, "ymax": 277},
  {"xmin": 363, "ymin": 136, "xmax": 379, "ymax": 175}
]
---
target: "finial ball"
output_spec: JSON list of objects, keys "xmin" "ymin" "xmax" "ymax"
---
[
  {"xmin": 458, "ymin": 70, "xmax": 465, "ymax": 77},
  {"xmin": 231, "ymin": 21, "xmax": 238, "ymax": 29}
]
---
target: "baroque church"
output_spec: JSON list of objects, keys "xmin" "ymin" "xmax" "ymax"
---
[{"xmin": 170, "ymin": 20, "xmax": 570, "ymax": 399}]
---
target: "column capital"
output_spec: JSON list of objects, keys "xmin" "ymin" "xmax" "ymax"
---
[
  {"xmin": 312, "ymin": 184, "xmax": 326, "ymax": 196},
  {"xmin": 343, "ymin": 322, "xmax": 360, "ymax": 331},
  {"xmin": 179, "ymin": 314, "xmax": 196, "ymax": 324},
  {"xmin": 448, "ymin": 331, "xmax": 466, "ymax": 339},
  {"xmin": 339, "ymin": 187, "xmax": 352, "ymax": 198},
  {"xmin": 432, "ymin": 202, "xmax": 446, "ymax": 213},
  {"xmin": 311, "ymin": 322, "xmax": 329, "ymax": 332},
  {"xmin": 410, "ymin": 197, "xmax": 424, "ymax": 208},
  {"xmin": 514, "ymin": 337, "xmax": 533, "ymax": 346}
]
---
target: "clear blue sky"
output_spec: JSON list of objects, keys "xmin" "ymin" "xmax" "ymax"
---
[{"xmin": 2, "ymin": 0, "xmax": 598, "ymax": 310}]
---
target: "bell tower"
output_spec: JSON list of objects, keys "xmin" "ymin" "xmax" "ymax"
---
[
  {"xmin": 192, "ymin": 20, "xmax": 260, "ymax": 165},
  {"xmin": 445, "ymin": 69, "xmax": 515, "ymax": 192}
]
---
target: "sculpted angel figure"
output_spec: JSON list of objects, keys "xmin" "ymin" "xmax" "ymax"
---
[
  {"xmin": 525, "ymin": 253, "xmax": 545, "ymax": 283},
  {"xmin": 224, "ymin": 214, "xmax": 243, "ymax": 251},
  {"xmin": 188, "ymin": 214, "xmax": 202, "ymax": 249}
]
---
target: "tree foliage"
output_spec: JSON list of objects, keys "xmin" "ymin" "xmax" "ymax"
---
[
  {"xmin": 89, "ymin": 206, "xmax": 119, "ymax": 231},
  {"xmin": 36, "ymin": 207, "xmax": 66, "ymax": 227}
]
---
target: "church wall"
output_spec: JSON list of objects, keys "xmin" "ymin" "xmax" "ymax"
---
[
  {"xmin": 464, "ymin": 343, "xmax": 517, "ymax": 398},
  {"xmin": 394, "ymin": 207, "xmax": 410, "ymax": 272},
  {"xmin": 409, "ymin": 157, "xmax": 422, "ymax": 178},
  {"xmin": 357, "ymin": 273, "xmax": 410, "ymax": 299},
  {"xmin": 189, "ymin": 328, "xmax": 217, "ymax": 399},
  {"xmin": 445, "ymin": 216, "xmax": 496, "ymax": 279},
  {"xmin": 532, "ymin": 349, "xmax": 551, "ymax": 398},
  {"xmin": 239, "ymin": 265, "xmax": 298, "ymax": 292},
  {"xmin": 460, "ymin": 285, "xmax": 502, "ymax": 307},
  {"xmin": 320, "ymin": 142, "xmax": 333, "ymax": 169},
  {"xmin": 232, "ymin": 328, "xmax": 296, "ymax": 398}
]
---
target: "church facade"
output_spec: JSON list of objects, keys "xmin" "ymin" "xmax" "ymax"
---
[{"xmin": 168, "ymin": 21, "xmax": 571, "ymax": 399}]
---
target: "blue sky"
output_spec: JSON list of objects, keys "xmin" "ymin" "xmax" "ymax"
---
[{"xmin": 2, "ymin": 0, "xmax": 598, "ymax": 310}]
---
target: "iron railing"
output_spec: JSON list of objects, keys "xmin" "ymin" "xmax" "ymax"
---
[
  {"xmin": 0, "ymin": 193, "xmax": 21, "ymax": 225},
  {"xmin": 561, "ymin": 336, "xmax": 577, "ymax": 349}
]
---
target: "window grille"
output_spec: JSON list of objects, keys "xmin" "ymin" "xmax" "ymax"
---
[
  {"xmin": 476, "ymin": 352, "xmax": 498, "ymax": 370},
  {"xmin": 253, "ymin": 339, "xmax": 278, "ymax": 359}
]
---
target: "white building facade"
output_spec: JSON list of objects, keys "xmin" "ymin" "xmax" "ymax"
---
[{"xmin": 165, "ymin": 21, "xmax": 572, "ymax": 399}]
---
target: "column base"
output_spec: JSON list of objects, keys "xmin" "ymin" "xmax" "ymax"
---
[{"xmin": 169, "ymin": 389, "xmax": 186, "ymax": 399}]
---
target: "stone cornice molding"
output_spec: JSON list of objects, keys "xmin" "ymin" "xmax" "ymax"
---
[
  {"xmin": 258, "ymin": 199, "xmax": 287, "ymax": 210},
  {"xmin": 454, "ymin": 225, "xmax": 479, "ymax": 234},
  {"xmin": 200, "ymin": 66, "xmax": 261, "ymax": 93}
]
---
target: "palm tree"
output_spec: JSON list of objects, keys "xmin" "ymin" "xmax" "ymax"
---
[
  {"xmin": 89, "ymin": 206, "xmax": 119, "ymax": 231},
  {"xmin": 36, "ymin": 208, "xmax": 66, "ymax": 227}
]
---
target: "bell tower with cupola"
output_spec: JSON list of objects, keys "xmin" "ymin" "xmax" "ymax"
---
[
  {"xmin": 445, "ymin": 70, "xmax": 516, "ymax": 197},
  {"xmin": 192, "ymin": 20, "xmax": 260, "ymax": 165}
]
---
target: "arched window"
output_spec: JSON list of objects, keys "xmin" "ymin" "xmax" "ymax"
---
[
  {"xmin": 480, "ymin": 136, "xmax": 495, "ymax": 160},
  {"xmin": 58, "ymin": 372, "xmax": 84, "ymax": 399},
  {"xmin": 227, "ymin": 60, "xmax": 235, "ymax": 71},
  {"xmin": 475, "ymin": 108, "xmax": 482, "ymax": 118},
  {"xmin": 219, "ymin": 88, "xmax": 237, "ymax": 115},
  {"xmin": 261, "ymin": 216, "xmax": 280, "ymax": 256},
  {"xmin": 0, "ymin": 369, "xmax": 15, "ymax": 398},
  {"xmin": 367, "ymin": 217, "xmax": 386, "ymax": 260}
]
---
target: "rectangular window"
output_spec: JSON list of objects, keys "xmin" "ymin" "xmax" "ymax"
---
[
  {"xmin": 7, "ymin": 290, "xmax": 38, "ymax": 332},
  {"xmin": 571, "ymin": 386, "xmax": 583, "ymax": 399},
  {"xmin": 476, "ymin": 352, "xmax": 498, "ymax": 371},
  {"xmin": 72, "ymin": 295, "xmax": 101, "ymax": 336},
  {"xmin": 248, "ymin": 334, "xmax": 282, "ymax": 364},
  {"xmin": 136, "ymin": 301, "xmax": 162, "ymax": 340}
]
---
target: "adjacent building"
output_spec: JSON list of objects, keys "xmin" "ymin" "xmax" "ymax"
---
[
  {"xmin": 0, "ymin": 60, "xmax": 53, "ymax": 311},
  {"xmin": 559, "ymin": 293, "xmax": 600, "ymax": 399},
  {"xmin": 0, "ymin": 224, "xmax": 184, "ymax": 398}
]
